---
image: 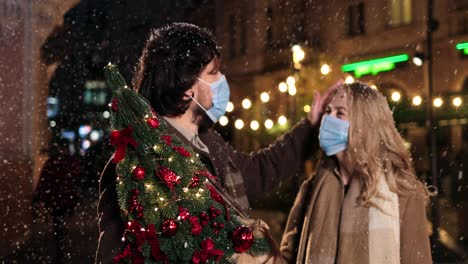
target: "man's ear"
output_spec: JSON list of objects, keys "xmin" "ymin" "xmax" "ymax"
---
[{"xmin": 183, "ymin": 88, "xmax": 195, "ymax": 100}]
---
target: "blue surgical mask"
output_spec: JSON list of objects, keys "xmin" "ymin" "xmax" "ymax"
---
[
  {"xmin": 191, "ymin": 75, "xmax": 230, "ymax": 123},
  {"xmin": 319, "ymin": 115, "xmax": 350, "ymax": 156}
]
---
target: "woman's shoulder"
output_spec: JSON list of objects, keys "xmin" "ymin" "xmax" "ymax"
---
[
  {"xmin": 398, "ymin": 183, "xmax": 429, "ymax": 214},
  {"xmin": 398, "ymin": 181, "xmax": 429, "ymax": 200}
]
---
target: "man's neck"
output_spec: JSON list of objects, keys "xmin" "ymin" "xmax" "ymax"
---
[{"xmin": 164, "ymin": 110, "xmax": 199, "ymax": 136}]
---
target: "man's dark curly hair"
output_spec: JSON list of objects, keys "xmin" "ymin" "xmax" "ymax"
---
[{"xmin": 133, "ymin": 23, "xmax": 221, "ymax": 116}]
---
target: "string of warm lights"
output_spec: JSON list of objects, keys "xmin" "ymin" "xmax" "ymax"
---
[
  {"xmin": 220, "ymin": 73, "xmax": 466, "ymax": 131},
  {"xmin": 214, "ymin": 43, "xmax": 468, "ymax": 132}
]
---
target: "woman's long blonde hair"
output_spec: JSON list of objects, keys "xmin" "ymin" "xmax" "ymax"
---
[{"xmin": 340, "ymin": 82, "xmax": 426, "ymax": 205}]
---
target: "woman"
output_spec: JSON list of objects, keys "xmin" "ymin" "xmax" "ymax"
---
[{"xmin": 280, "ymin": 82, "xmax": 432, "ymax": 264}]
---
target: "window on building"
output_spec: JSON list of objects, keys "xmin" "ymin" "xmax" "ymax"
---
[
  {"xmin": 463, "ymin": 77, "xmax": 468, "ymax": 92},
  {"xmin": 388, "ymin": 0, "xmax": 412, "ymax": 26},
  {"xmin": 347, "ymin": 2, "xmax": 365, "ymax": 36},
  {"xmin": 454, "ymin": 0, "xmax": 468, "ymax": 35},
  {"xmin": 458, "ymin": 15, "xmax": 468, "ymax": 35},
  {"xmin": 266, "ymin": 6, "xmax": 274, "ymax": 48},
  {"xmin": 454, "ymin": 0, "xmax": 468, "ymax": 11},
  {"xmin": 240, "ymin": 16, "xmax": 247, "ymax": 55},
  {"xmin": 229, "ymin": 14, "xmax": 236, "ymax": 58}
]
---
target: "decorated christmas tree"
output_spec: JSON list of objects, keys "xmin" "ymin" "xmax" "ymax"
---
[{"xmin": 104, "ymin": 63, "xmax": 270, "ymax": 263}]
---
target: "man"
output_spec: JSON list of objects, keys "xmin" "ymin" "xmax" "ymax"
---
[{"xmin": 96, "ymin": 22, "xmax": 334, "ymax": 263}]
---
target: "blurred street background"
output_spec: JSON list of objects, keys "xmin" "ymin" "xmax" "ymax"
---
[{"xmin": 1, "ymin": 0, "xmax": 468, "ymax": 263}]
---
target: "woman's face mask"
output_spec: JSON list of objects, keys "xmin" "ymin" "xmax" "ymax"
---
[
  {"xmin": 191, "ymin": 75, "xmax": 230, "ymax": 123},
  {"xmin": 319, "ymin": 115, "xmax": 350, "ymax": 156}
]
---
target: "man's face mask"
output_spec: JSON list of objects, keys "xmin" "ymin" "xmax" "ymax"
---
[
  {"xmin": 318, "ymin": 115, "xmax": 350, "ymax": 156},
  {"xmin": 191, "ymin": 75, "xmax": 230, "ymax": 123}
]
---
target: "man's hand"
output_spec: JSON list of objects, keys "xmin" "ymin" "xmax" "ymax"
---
[{"xmin": 308, "ymin": 79, "xmax": 344, "ymax": 127}]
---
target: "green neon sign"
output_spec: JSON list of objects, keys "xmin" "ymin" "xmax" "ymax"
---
[
  {"xmin": 456, "ymin": 42, "xmax": 468, "ymax": 55},
  {"xmin": 341, "ymin": 54, "xmax": 409, "ymax": 77}
]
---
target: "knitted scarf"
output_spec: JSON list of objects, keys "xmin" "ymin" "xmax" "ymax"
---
[{"xmin": 281, "ymin": 162, "xmax": 400, "ymax": 264}]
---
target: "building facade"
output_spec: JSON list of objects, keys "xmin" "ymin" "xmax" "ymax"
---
[{"xmin": 0, "ymin": 0, "xmax": 80, "ymax": 256}]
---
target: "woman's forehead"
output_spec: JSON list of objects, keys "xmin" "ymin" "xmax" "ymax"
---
[{"xmin": 329, "ymin": 88, "xmax": 347, "ymax": 107}]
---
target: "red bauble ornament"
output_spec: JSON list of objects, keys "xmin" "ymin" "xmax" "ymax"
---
[
  {"xmin": 161, "ymin": 219, "xmax": 178, "ymax": 237},
  {"xmin": 232, "ymin": 226, "xmax": 254, "ymax": 253},
  {"xmin": 161, "ymin": 135, "xmax": 173, "ymax": 145},
  {"xmin": 192, "ymin": 224, "xmax": 202, "ymax": 236},
  {"xmin": 111, "ymin": 97, "xmax": 118, "ymax": 112},
  {"xmin": 147, "ymin": 117, "xmax": 159, "ymax": 129},
  {"xmin": 178, "ymin": 206, "xmax": 190, "ymax": 221},
  {"xmin": 200, "ymin": 211, "xmax": 210, "ymax": 221},
  {"xmin": 209, "ymin": 206, "xmax": 216, "ymax": 214},
  {"xmin": 189, "ymin": 175, "xmax": 200, "ymax": 188},
  {"xmin": 218, "ymin": 223, "xmax": 225, "ymax": 229},
  {"xmin": 132, "ymin": 166, "xmax": 146, "ymax": 180},
  {"xmin": 189, "ymin": 215, "xmax": 202, "ymax": 236}
]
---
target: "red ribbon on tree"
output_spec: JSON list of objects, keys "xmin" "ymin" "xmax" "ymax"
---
[
  {"xmin": 115, "ymin": 221, "xmax": 167, "ymax": 264},
  {"xmin": 196, "ymin": 171, "xmax": 217, "ymax": 180},
  {"xmin": 205, "ymin": 184, "xmax": 230, "ymax": 221},
  {"xmin": 110, "ymin": 126, "xmax": 138, "ymax": 163},
  {"xmin": 192, "ymin": 238, "xmax": 224, "ymax": 264},
  {"xmin": 113, "ymin": 244, "xmax": 132, "ymax": 263},
  {"xmin": 173, "ymin": 146, "xmax": 191, "ymax": 157},
  {"xmin": 156, "ymin": 166, "xmax": 181, "ymax": 195},
  {"xmin": 146, "ymin": 224, "xmax": 168, "ymax": 262}
]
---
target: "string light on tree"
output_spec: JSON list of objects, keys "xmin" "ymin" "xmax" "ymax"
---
[
  {"xmin": 226, "ymin": 102, "xmax": 234, "ymax": 112},
  {"xmin": 264, "ymin": 119, "xmax": 274, "ymax": 129},
  {"xmin": 242, "ymin": 99, "xmax": 252, "ymax": 109},
  {"xmin": 278, "ymin": 82, "xmax": 288, "ymax": 93},
  {"xmin": 303, "ymin": 105, "xmax": 311, "ymax": 113},
  {"xmin": 412, "ymin": 96, "xmax": 422, "ymax": 106},
  {"xmin": 260, "ymin": 92, "xmax": 270, "ymax": 103},
  {"xmin": 235, "ymin": 119, "xmax": 244, "ymax": 130},
  {"xmin": 433, "ymin": 97, "xmax": 443, "ymax": 108},
  {"xmin": 278, "ymin": 116, "xmax": 287, "ymax": 126}
]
